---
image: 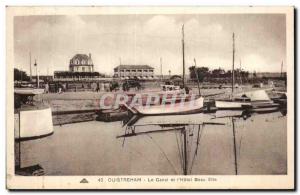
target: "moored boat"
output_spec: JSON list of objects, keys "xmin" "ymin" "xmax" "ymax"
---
[
  {"xmin": 215, "ymin": 33, "xmax": 251, "ymax": 110},
  {"xmin": 240, "ymin": 89, "xmax": 280, "ymax": 113},
  {"xmin": 215, "ymin": 96, "xmax": 252, "ymax": 110},
  {"xmin": 123, "ymin": 96, "xmax": 204, "ymax": 116}
]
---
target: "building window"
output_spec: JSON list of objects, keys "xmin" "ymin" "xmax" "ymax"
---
[
  {"xmin": 82, "ymin": 67, "xmax": 85, "ymax": 72},
  {"xmin": 76, "ymin": 67, "xmax": 79, "ymax": 71}
]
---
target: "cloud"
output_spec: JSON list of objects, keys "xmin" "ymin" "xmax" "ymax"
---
[
  {"xmin": 142, "ymin": 15, "xmax": 179, "ymax": 37},
  {"xmin": 14, "ymin": 14, "xmax": 286, "ymax": 75},
  {"xmin": 243, "ymin": 54, "xmax": 268, "ymax": 72}
]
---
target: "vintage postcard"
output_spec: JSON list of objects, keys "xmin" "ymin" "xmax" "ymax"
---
[{"xmin": 6, "ymin": 6, "xmax": 294, "ymax": 189}]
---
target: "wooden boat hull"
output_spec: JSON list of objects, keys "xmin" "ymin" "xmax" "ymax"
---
[
  {"xmin": 215, "ymin": 100, "xmax": 252, "ymax": 110},
  {"xmin": 251, "ymin": 102, "xmax": 280, "ymax": 113},
  {"xmin": 130, "ymin": 97, "xmax": 204, "ymax": 116},
  {"xmin": 14, "ymin": 107, "xmax": 54, "ymax": 141}
]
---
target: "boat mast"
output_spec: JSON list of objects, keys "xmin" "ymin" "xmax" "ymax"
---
[
  {"xmin": 29, "ymin": 52, "xmax": 32, "ymax": 81},
  {"xmin": 34, "ymin": 59, "xmax": 39, "ymax": 88},
  {"xmin": 239, "ymin": 59, "xmax": 242, "ymax": 85},
  {"xmin": 193, "ymin": 58, "xmax": 201, "ymax": 96},
  {"xmin": 232, "ymin": 33, "xmax": 235, "ymax": 94},
  {"xmin": 182, "ymin": 25, "xmax": 185, "ymax": 87},
  {"xmin": 280, "ymin": 60, "xmax": 283, "ymax": 78},
  {"xmin": 160, "ymin": 57, "xmax": 163, "ymax": 81}
]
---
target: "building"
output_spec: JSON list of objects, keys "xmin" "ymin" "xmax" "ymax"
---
[
  {"xmin": 114, "ymin": 65, "xmax": 155, "ymax": 79},
  {"xmin": 69, "ymin": 53, "xmax": 94, "ymax": 72},
  {"xmin": 54, "ymin": 53, "xmax": 104, "ymax": 80}
]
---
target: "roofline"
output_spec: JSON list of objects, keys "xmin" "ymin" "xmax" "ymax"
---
[
  {"xmin": 114, "ymin": 65, "xmax": 154, "ymax": 69},
  {"xmin": 70, "ymin": 64, "xmax": 94, "ymax": 66}
]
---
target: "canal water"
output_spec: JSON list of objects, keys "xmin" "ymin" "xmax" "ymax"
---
[{"xmin": 18, "ymin": 111, "xmax": 287, "ymax": 175}]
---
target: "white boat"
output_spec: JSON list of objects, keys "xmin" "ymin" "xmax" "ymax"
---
[
  {"xmin": 14, "ymin": 88, "xmax": 53, "ymax": 140},
  {"xmin": 215, "ymin": 34, "xmax": 279, "ymax": 112},
  {"xmin": 216, "ymin": 89, "xmax": 280, "ymax": 112},
  {"xmin": 240, "ymin": 89, "xmax": 279, "ymax": 112},
  {"xmin": 215, "ymin": 98, "xmax": 252, "ymax": 110},
  {"xmin": 123, "ymin": 96, "xmax": 204, "ymax": 116}
]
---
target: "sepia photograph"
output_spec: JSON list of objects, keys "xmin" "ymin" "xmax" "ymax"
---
[{"xmin": 6, "ymin": 6, "xmax": 294, "ymax": 189}]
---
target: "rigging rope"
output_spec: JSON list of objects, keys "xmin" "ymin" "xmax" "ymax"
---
[
  {"xmin": 146, "ymin": 134, "xmax": 179, "ymax": 175},
  {"xmin": 175, "ymin": 131, "xmax": 184, "ymax": 174},
  {"xmin": 189, "ymin": 124, "xmax": 205, "ymax": 174}
]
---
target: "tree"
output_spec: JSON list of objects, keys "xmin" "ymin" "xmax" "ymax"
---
[
  {"xmin": 14, "ymin": 68, "xmax": 30, "ymax": 81},
  {"xmin": 189, "ymin": 66, "xmax": 209, "ymax": 82},
  {"xmin": 253, "ymin": 71, "xmax": 257, "ymax": 78},
  {"xmin": 211, "ymin": 68, "xmax": 226, "ymax": 78}
]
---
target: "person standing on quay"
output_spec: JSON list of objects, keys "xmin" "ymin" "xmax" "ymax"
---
[
  {"xmin": 44, "ymin": 82, "xmax": 49, "ymax": 93},
  {"xmin": 96, "ymin": 82, "xmax": 100, "ymax": 92}
]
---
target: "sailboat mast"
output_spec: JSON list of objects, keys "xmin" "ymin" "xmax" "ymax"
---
[
  {"xmin": 160, "ymin": 57, "xmax": 163, "ymax": 81},
  {"xmin": 239, "ymin": 59, "xmax": 242, "ymax": 85},
  {"xmin": 194, "ymin": 58, "xmax": 201, "ymax": 96},
  {"xmin": 281, "ymin": 60, "xmax": 283, "ymax": 78},
  {"xmin": 182, "ymin": 25, "xmax": 185, "ymax": 87},
  {"xmin": 29, "ymin": 52, "xmax": 32, "ymax": 81},
  {"xmin": 232, "ymin": 33, "xmax": 235, "ymax": 94}
]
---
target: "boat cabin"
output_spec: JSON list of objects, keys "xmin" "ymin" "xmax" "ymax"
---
[
  {"xmin": 161, "ymin": 84, "xmax": 181, "ymax": 91},
  {"xmin": 233, "ymin": 94, "xmax": 251, "ymax": 102}
]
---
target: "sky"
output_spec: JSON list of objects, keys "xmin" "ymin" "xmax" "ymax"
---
[{"xmin": 14, "ymin": 14, "xmax": 286, "ymax": 76}]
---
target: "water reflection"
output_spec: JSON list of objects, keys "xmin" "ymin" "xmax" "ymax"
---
[
  {"xmin": 17, "ymin": 109, "xmax": 287, "ymax": 175},
  {"xmin": 119, "ymin": 113, "xmax": 230, "ymax": 175},
  {"xmin": 117, "ymin": 109, "xmax": 287, "ymax": 175}
]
